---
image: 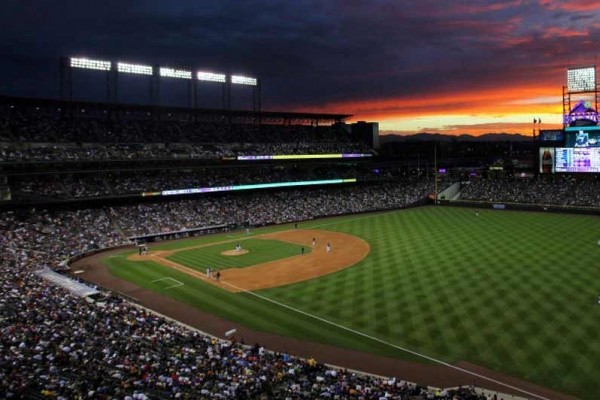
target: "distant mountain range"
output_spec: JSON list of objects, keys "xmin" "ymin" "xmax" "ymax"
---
[{"xmin": 379, "ymin": 132, "xmax": 533, "ymax": 143}]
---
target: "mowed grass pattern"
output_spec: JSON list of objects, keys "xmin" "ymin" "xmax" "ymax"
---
[
  {"xmin": 166, "ymin": 238, "xmax": 308, "ymax": 272},
  {"xmin": 105, "ymin": 207, "xmax": 600, "ymax": 399},
  {"xmin": 263, "ymin": 207, "xmax": 600, "ymax": 398},
  {"xmin": 107, "ymin": 253, "xmax": 411, "ymax": 362}
]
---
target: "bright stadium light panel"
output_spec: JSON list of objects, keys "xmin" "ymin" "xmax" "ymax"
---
[
  {"xmin": 160, "ymin": 67, "xmax": 192, "ymax": 79},
  {"xmin": 197, "ymin": 71, "xmax": 226, "ymax": 82},
  {"xmin": 70, "ymin": 57, "xmax": 111, "ymax": 71},
  {"xmin": 231, "ymin": 75, "xmax": 257, "ymax": 86},
  {"xmin": 118, "ymin": 62, "xmax": 153, "ymax": 75},
  {"xmin": 567, "ymin": 67, "xmax": 596, "ymax": 93}
]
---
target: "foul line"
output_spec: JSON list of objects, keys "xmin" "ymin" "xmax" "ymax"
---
[
  {"xmin": 151, "ymin": 277, "xmax": 184, "ymax": 290},
  {"xmin": 164, "ymin": 282, "xmax": 184, "ymax": 290},
  {"xmin": 219, "ymin": 279, "xmax": 551, "ymax": 400}
]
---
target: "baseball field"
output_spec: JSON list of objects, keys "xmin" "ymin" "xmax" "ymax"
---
[{"xmin": 98, "ymin": 206, "xmax": 600, "ymax": 399}]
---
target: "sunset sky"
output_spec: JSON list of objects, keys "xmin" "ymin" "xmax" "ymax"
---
[{"xmin": 0, "ymin": 0, "xmax": 598, "ymax": 135}]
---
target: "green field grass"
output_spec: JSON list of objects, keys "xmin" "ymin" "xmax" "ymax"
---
[
  {"xmin": 103, "ymin": 206, "xmax": 600, "ymax": 399},
  {"xmin": 166, "ymin": 238, "xmax": 309, "ymax": 272}
]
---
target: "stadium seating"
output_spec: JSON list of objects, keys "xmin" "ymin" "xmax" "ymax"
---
[
  {"xmin": 0, "ymin": 185, "xmax": 488, "ymax": 399},
  {"xmin": 0, "ymin": 97, "xmax": 485, "ymax": 398}
]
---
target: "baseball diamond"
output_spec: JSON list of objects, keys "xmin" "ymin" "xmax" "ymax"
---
[
  {"xmin": 71, "ymin": 206, "xmax": 600, "ymax": 399},
  {"xmin": 128, "ymin": 229, "xmax": 369, "ymax": 292}
]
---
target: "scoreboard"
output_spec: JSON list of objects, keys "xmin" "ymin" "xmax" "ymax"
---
[
  {"xmin": 539, "ymin": 128, "xmax": 600, "ymax": 173},
  {"xmin": 541, "ymin": 146, "xmax": 600, "ymax": 173},
  {"xmin": 538, "ymin": 66, "xmax": 599, "ymax": 173},
  {"xmin": 555, "ymin": 147, "xmax": 600, "ymax": 173}
]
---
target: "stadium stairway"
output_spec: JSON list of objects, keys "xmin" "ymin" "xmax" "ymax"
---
[{"xmin": 105, "ymin": 208, "xmax": 128, "ymax": 242}]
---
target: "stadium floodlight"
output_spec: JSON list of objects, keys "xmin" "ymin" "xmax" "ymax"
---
[
  {"xmin": 567, "ymin": 66, "xmax": 596, "ymax": 93},
  {"xmin": 231, "ymin": 75, "xmax": 257, "ymax": 86},
  {"xmin": 197, "ymin": 71, "xmax": 226, "ymax": 83},
  {"xmin": 118, "ymin": 62, "xmax": 153, "ymax": 75},
  {"xmin": 70, "ymin": 57, "xmax": 111, "ymax": 71},
  {"xmin": 160, "ymin": 67, "xmax": 192, "ymax": 79}
]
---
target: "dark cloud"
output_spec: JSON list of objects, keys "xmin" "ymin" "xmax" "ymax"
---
[{"xmin": 0, "ymin": 0, "xmax": 598, "ymax": 113}]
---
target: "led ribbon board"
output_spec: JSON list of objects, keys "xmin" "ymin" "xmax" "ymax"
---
[
  {"xmin": 145, "ymin": 178, "xmax": 357, "ymax": 197},
  {"xmin": 236, "ymin": 153, "xmax": 372, "ymax": 160}
]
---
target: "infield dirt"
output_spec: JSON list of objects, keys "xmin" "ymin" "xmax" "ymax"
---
[{"xmin": 128, "ymin": 229, "xmax": 370, "ymax": 292}]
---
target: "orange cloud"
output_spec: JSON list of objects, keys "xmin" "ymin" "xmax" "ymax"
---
[
  {"xmin": 292, "ymin": 82, "xmax": 568, "ymax": 136},
  {"xmin": 541, "ymin": 26, "xmax": 589, "ymax": 39},
  {"xmin": 298, "ymin": 84, "xmax": 562, "ymax": 117},
  {"xmin": 381, "ymin": 121, "xmax": 563, "ymax": 137}
]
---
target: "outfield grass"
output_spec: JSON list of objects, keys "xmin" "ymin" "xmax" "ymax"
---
[
  {"xmin": 166, "ymin": 238, "xmax": 309, "ymax": 272},
  {"xmin": 104, "ymin": 206, "xmax": 600, "ymax": 399}
]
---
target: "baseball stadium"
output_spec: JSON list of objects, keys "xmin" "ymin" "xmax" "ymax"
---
[{"xmin": 1, "ymin": 57, "xmax": 600, "ymax": 400}]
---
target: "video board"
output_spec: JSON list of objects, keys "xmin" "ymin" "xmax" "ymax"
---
[
  {"xmin": 554, "ymin": 147, "xmax": 600, "ymax": 173},
  {"xmin": 564, "ymin": 127, "xmax": 600, "ymax": 148}
]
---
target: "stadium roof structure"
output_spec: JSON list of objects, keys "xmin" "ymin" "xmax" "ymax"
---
[{"xmin": 0, "ymin": 95, "xmax": 352, "ymax": 125}]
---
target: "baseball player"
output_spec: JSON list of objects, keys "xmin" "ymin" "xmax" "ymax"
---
[
  {"xmin": 326, "ymin": 241, "xmax": 331, "ymax": 253},
  {"xmin": 312, "ymin": 237, "xmax": 316, "ymax": 248}
]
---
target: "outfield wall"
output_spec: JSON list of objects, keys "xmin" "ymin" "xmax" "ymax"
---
[
  {"xmin": 441, "ymin": 199, "xmax": 600, "ymax": 216},
  {"xmin": 112, "ymin": 198, "xmax": 430, "ymax": 244}
]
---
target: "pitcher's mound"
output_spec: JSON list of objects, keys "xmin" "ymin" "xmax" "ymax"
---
[{"xmin": 221, "ymin": 249, "xmax": 249, "ymax": 256}]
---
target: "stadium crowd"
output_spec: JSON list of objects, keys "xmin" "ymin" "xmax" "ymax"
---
[
  {"xmin": 0, "ymin": 106, "xmax": 361, "ymax": 145},
  {"xmin": 1, "ymin": 104, "xmax": 368, "ymax": 149},
  {"xmin": 460, "ymin": 175, "xmax": 600, "ymax": 207},
  {"xmin": 0, "ymin": 141, "xmax": 370, "ymax": 163},
  {"xmin": 4, "ymin": 96, "xmax": 594, "ymax": 399},
  {"xmin": 110, "ymin": 181, "xmax": 433, "ymax": 238},
  {"xmin": 0, "ymin": 100, "xmax": 371, "ymax": 167},
  {"xmin": 0, "ymin": 183, "xmax": 488, "ymax": 400}
]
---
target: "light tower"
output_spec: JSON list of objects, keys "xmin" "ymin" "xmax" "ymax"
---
[
  {"xmin": 563, "ymin": 66, "xmax": 598, "ymax": 128},
  {"xmin": 59, "ymin": 56, "xmax": 259, "ymax": 111}
]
